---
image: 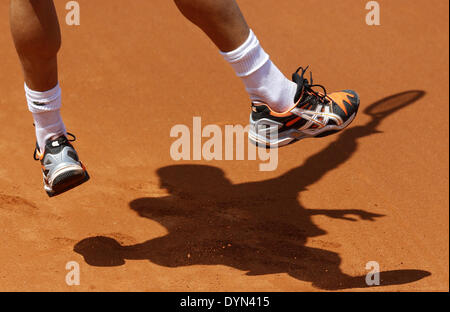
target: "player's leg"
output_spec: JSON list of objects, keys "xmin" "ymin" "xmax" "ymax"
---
[
  {"xmin": 10, "ymin": 0, "xmax": 60, "ymax": 91},
  {"xmin": 174, "ymin": 0, "xmax": 296, "ymax": 112},
  {"xmin": 175, "ymin": 0, "xmax": 249, "ymax": 52},
  {"xmin": 10, "ymin": 0, "xmax": 88, "ymax": 196},
  {"xmin": 174, "ymin": 0, "xmax": 360, "ymax": 147}
]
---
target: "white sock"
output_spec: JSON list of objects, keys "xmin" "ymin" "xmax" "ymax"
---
[
  {"xmin": 25, "ymin": 83, "xmax": 67, "ymax": 152},
  {"xmin": 220, "ymin": 29, "xmax": 297, "ymax": 113}
]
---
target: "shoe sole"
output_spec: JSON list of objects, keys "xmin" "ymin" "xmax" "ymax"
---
[
  {"xmin": 44, "ymin": 164, "xmax": 90, "ymax": 197},
  {"xmin": 249, "ymin": 111, "xmax": 358, "ymax": 148}
]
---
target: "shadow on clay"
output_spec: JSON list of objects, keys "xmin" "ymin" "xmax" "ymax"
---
[{"xmin": 74, "ymin": 90, "xmax": 431, "ymax": 290}]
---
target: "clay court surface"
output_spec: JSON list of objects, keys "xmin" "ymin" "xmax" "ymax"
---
[{"xmin": 0, "ymin": 0, "xmax": 448, "ymax": 291}]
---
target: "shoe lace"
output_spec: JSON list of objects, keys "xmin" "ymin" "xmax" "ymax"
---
[
  {"xmin": 33, "ymin": 132, "xmax": 76, "ymax": 161},
  {"xmin": 292, "ymin": 66, "xmax": 330, "ymax": 109}
]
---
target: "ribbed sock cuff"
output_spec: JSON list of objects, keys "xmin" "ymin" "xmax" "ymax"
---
[
  {"xmin": 25, "ymin": 83, "xmax": 62, "ymax": 113},
  {"xmin": 220, "ymin": 29, "xmax": 270, "ymax": 77}
]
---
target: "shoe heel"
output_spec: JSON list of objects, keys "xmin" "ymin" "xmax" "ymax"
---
[{"xmin": 46, "ymin": 170, "xmax": 90, "ymax": 197}]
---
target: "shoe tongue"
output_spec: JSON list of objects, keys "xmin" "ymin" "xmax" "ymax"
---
[
  {"xmin": 294, "ymin": 83, "xmax": 311, "ymax": 104},
  {"xmin": 292, "ymin": 73, "xmax": 308, "ymax": 103},
  {"xmin": 46, "ymin": 135, "xmax": 67, "ymax": 148}
]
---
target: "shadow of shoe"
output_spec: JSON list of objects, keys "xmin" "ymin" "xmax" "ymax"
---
[{"xmin": 74, "ymin": 236, "xmax": 125, "ymax": 267}]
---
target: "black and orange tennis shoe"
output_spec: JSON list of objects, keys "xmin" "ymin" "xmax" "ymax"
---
[{"xmin": 249, "ymin": 66, "xmax": 360, "ymax": 147}]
